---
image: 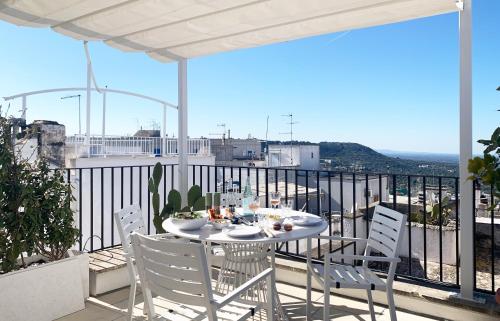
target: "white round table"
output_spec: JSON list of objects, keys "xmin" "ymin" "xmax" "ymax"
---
[{"xmin": 163, "ymin": 209, "xmax": 328, "ymax": 320}]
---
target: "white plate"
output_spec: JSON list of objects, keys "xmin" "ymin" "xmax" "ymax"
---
[
  {"xmin": 293, "ymin": 216, "xmax": 323, "ymax": 226},
  {"xmin": 226, "ymin": 226, "xmax": 262, "ymax": 238}
]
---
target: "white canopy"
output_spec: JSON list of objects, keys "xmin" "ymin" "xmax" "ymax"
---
[{"xmin": 0, "ymin": 0, "xmax": 458, "ymax": 63}]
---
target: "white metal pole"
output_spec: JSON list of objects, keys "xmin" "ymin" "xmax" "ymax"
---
[
  {"xmin": 78, "ymin": 94, "xmax": 81, "ymax": 135},
  {"xmin": 178, "ymin": 59, "xmax": 188, "ymax": 204},
  {"xmin": 85, "ymin": 58, "xmax": 92, "ymax": 146},
  {"xmin": 21, "ymin": 95, "xmax": 27, "ymax": 120},
  {"xmin": 163, "ymin": 104, "xmax": 167, "ymax": 156},
  {"xmin": 102, "ymin": 91, "xmax": 106, "ymax": 155},
  {"xmin": 459, "ymin": 0, "xmax": 474, "ymax": 301}
]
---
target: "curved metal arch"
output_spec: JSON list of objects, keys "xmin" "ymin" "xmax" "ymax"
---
[{"xmin": 3, "ymin": 87, "xmax": 177, "ymax": 109}]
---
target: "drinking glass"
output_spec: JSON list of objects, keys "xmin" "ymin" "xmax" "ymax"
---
[
  {"xmin": 248, "ymin": 195, "xmax": 261, "ymax": 224},
  {"xmin": 270, "ymin": 191, "xmax": 281, "ymax": 209},
  {"xmin": 281, "ymin": 199, "xmax": 293, "ymax": 213}
]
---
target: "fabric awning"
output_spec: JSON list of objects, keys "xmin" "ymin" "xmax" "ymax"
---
[{"xmin": 0, "ymin": 0, "xmax": 459, "ymax": 63}]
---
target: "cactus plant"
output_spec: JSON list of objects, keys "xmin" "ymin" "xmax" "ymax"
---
[
  {"xmin": 149, "ymin": 162, "xmax": 166, "ymax": 232},
  {"xmin": 148, "ymin": 162, "xmax": 206, "ymax": 232},
  {"xmin": 187, "ymin": 184, "xmax": 205, "ymax": 211}
]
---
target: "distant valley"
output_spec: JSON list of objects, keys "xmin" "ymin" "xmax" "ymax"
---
[{"xmin": 377, "ymin": 150, "xmax": 459, "ymax": 164}]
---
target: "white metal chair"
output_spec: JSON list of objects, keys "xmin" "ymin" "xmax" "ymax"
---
[
  {"xmin": 131, "ymin": 232, "xmax": 274, "ymax": 321},
  {"xmin": 114, "ymin": 204, "xmax": 149, "ymax": 320},
  {"xmin": 114, "ymin": 204, "xmax": 182, "ymax": 320},
  {"xmin": 306, "ymin": 205, "xmax": 407, "ymax": 321}
]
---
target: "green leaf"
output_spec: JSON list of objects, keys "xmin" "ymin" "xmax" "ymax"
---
[
  {"xmin": 152, "ymin": 193, "xmax": 159, "ymax": 215},
  {"xmin": 152, "ymin": 162, "xmax": 162, "ymax": 183},
  {"xmin": 160, "ymin": 206, "xmax": 172, "ymax": 219},
  {"xmin": 192, "ymin": 196, "xmax": 205, "ymax": 211},
  {"xmin": 180, "ymin": 206, "xmax": 191, "ymax": 213},
  {"xmin": 187, "ymin": 185, "xmax": 202, "ymax": 207},
  {"xmin": 468, "ymin": 157, "xmax": 484, "ymax": 174},
  {"xmin": 167, "ymin": 189, "xmax": 182, "ymax": 212},
  {"xmin": 148, "ymin": 178, "xmax": 156, "ymax": 193},
  {"xmin": 153, "ymin": 216, "xmax": 166, "ymax": 233}
]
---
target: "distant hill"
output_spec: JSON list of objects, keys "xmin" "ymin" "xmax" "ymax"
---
[
  {"xmin": 319, "ymin": 142, "xmax": 458, "ymax": 176},
  {"xmin": 262, "ymin": 140, "xmax": 458, "ymax": 176}
]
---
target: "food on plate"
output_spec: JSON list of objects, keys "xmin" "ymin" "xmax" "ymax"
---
[
  {"xmin": 284, "ymin": 223, "xmax": 293, "ymax": 232},
  {"xmin": 273, "ymin": 222, "xmax": 281, "ymax": 231},
  {"xmin": 212, "ymin": 218, "xmax": 231, "ymax": 229},
  {"xmin": 172, "ymin": 211, "xmax": 204, "ymax": 219}
]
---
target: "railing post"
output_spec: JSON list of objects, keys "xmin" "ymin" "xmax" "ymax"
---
[
  {"xmin": 101, "ymin": 91, "xmax": 106, "ymax": 155},
  {"xmin": 457, "ymin": 0, "xmax": 476, "ymax": 302},
  {"xmin": 163, "ymin": 104, "xmax": 167, "ymax": 156}
]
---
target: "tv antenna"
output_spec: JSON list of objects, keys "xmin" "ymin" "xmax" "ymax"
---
[
  {"xmin": 209, "ymin": 123, "xmax": 227, "ymax": 140},
  {"xmin": 279, "ymin": 113, "xmax": 298, "ymax": 166}
]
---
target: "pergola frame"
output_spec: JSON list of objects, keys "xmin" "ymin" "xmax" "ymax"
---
[
  {"xmin": 3, "ymin": 86, "xmax": 177, "ymax": 156},
  {"xmin": 0, "ymin": 0, "xmax": 476, "ymax": 300}
]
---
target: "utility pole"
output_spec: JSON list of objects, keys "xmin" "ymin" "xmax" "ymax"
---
[{"xmin": 61, "ymin": 94, "xmax": 82, "ymax": 135}]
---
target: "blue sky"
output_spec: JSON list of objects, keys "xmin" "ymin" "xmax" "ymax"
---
[{"xmin": 0, "ymin": 2, "xmax": 498, "ymax": 154}]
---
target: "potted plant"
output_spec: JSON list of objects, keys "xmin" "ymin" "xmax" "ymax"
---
[{"xmin": 0, "ymin": 115, "xmax": 88, "ymax": 321}]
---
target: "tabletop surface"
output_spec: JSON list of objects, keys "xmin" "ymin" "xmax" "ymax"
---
[{"xmin": 163, "ymin": 208, "xmax": 328, "ymax": 244}]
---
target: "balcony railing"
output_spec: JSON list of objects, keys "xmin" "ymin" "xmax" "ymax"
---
[
  {"xmin": 61, "ymin": 164, "xmax": 499, "ymax": 295},
  {"xmin": 65, "ymin": 135, "xmax": 211, "ymax": 157}
]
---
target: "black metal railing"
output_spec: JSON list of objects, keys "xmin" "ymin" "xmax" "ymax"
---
[{"xmin": 63, "ymin": 163, "xmax": 498, "ymax": 294}]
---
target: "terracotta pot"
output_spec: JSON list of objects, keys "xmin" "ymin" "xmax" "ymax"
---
[{"xmin": 496, "ymin": 288, "xmax": 500, "ymax": 305}]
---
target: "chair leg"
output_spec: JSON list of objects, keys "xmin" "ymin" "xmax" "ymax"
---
[
  {"xmin": 142, "ymin": 289, "xmax": 149, "ymax": 315},
  {"xmin": 386, "ymin": 289, "xmax": 397, "ymax": 321},
  {"xmin": 306, "ymin": 268, "xmax": 312, "ymax": 319},
  {"xmin": 127, "ymin": 280, "xmax": 136, "ymax": 321},
  {"xmin": 306, "ymin": 237, "xmax": 312, "ymax": 321},
  {"xmin": 143, "ymin": 287, "xmax": 155, "ymax": 321},
  {"xmin": 323, "ymin": 285, "xmax": 330, "ymax": 321},
  {"xmin": 366, "ymin": 289, "xmax": 376, "ymax": 321},
  {"xmin": 266, "ymin": 273, "xmax": 274, "ymax": 321}
]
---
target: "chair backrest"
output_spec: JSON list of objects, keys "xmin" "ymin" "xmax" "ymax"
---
[
  {"xmin": 366, "ymin": 205, "xmax": 407, "ymax": 259},
  {"xmin": 114, "ymin": 204, "xmax": 146, "ymax": 254},
  {"xmin": 130, "ymin": 233, "xmax": 214, "ymax": 309}
]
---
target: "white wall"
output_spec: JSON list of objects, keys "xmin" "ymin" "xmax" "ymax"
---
[
  {"xmin": 319, "ymin": 176, "xmax": 389, "ymax": 214},
  {"xmin": 267, "ymin": 144, "xmax": 320, "ymax": 170},
  {"xmin": 298, "ymin": 145, "xmax": 320, "ymax": 170}
]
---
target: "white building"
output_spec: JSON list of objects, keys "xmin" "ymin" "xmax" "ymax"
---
[{"xmin": 267, "ymin": 144, "xmax": 320, "ymax": 170}]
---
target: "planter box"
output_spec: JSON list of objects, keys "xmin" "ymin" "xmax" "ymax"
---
[{"xmin": 0, "ymin": 251, "xmax": 89, "ymax": 321}]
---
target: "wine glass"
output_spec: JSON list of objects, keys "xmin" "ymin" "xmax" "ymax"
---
[
  {"xmin": 281, "ymin": 199, "xmax": 293, "ymax": 213},
  {"xmin": 248, "ymin": 195, "xmax": 261, "ymax": 224},
  {"xmin": 270, "ymin": 191, "xmax": 281, "ymax": 209}
]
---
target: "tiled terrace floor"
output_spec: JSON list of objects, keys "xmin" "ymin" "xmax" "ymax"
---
[{"xmin": 57, "ymin": 282, "xmax": 437, "ymax": 321}]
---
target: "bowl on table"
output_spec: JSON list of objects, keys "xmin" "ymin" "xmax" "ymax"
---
[
  {"xmin": 266, "ymin": 213, "xmax": 285, "ymax": 225},
  {"xmin": 170, "ymin": 211, "xmax": 208, "ymax": 230},
  {"xmin": 212, "ymin": 218, "xmax": 231, "ymax": 230}
]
